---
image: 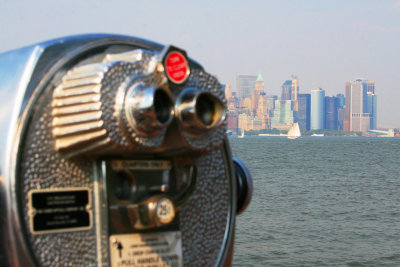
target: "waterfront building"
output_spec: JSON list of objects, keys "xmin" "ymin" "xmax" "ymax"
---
[
  {"xmin": 265, "ymin": 95, "xmax": 278, "ymax": 117},
  {"xmin": 337, "ymin": 107, "xmax": 345, "ymax": 131},
  {"xmin": 227, "ymin": 112, "xmax": 238, "ymax": 131},
  {"xmin": 236, "ymin": 75, "xmax": 257, "ymax": 100},
  {"xmin": 281, "ymin": 77, "xmax": 299, "ymax": 110},
  {"xmin": 336, "ymin": 93, "xmax": 345, "ymax": 108},
  {"xmin": 261, "ymin": 114, "xmax": 271, "ymax": 129},
  {"xmin": 251, "ymin": 72, "xmax": 265, "ymax": 114},
  {"xmin": 344, "ymin": 79, "xmax": 372, "ymax": 132},
  {"xmin": 297, "ymin": 93, "xmax": 311, "ymax": 132},
  {"xmin": 238, "ymin": 113, "xmax": 248, "ymax": 131},
  {"xmin": 367, "ymin": 92, "xmax": 377, "ymax": 129},
  {"xmin": 271, "ymin": 100, "xmax": 297, "ymax": 129},
  {"xmin": 325, "ymin": 96, "xmax": 339, "ymax": 130},
  {"xmin": 248, "ymin": 118, "xmax": 263, "ymax": 131},
  {"xmin": 311, "ymin": 88, "xmax": 325, "ymax": 130},
  {"xmin": 343, "ymin": 82, "xmax": 351, "ymax": 131},
  {"xmin": 238, "ymin": 113, "xmax": 263, "ymax": 131}
]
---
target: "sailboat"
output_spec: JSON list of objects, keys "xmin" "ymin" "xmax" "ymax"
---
[
  {"xmin": 287, "ymin": 122, "xmax": 301, "ymax": 139},
  {"xmin": 238, "ymin": 128, "xmax": 245, "ymax": 138}
]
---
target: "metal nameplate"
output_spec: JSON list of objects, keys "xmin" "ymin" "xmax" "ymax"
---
[
  {"xmin": 28, "ymin": 188, "xmax": 92, "ymax": 234},
  {"xmin": 109, "ymin": 231, "xmax": 182, "ymax": 267},
  {"xmin": 111, "ymin": 160, "xmax": 171, "ymax": 170}
]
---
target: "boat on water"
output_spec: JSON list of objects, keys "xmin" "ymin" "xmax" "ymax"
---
[
  {"xmin": 287, "ymin": 123, "xmax": 301, "ymax": 139},
  {"xmin": 238, "ymin": 128, "xmax": 245, "ymax": 138},
  {"xmin": 311, "ymin": 133, "xmax": 324, "ymax": 137}
]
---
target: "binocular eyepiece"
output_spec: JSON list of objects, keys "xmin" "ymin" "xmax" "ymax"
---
[
  {"xmin": 125, "ymin": 83, "xmax": 174, "ymax": 136},
  {"xmin": 0, "ymin": 34, "xmax": 251, "ymax": 267}
]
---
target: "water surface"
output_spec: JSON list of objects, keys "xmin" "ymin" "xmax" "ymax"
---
[{"xmin": 230, "ymin": 137, "xmax": 400, "ymax": 266}]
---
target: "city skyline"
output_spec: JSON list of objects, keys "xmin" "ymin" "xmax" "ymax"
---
[
  {"xmin": 227, "ymin": 72, "xmax": 389, "ymax": 129},
  {"xmin": 227, "ymin": 75, "xmax": 384, "ymax": 134},
  {"xmin": 1, "ymin": 1, "xmax": 399, "ymax": 127}
]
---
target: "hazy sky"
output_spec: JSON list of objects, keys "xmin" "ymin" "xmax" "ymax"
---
[{"xmin": 1, "ymin": 0, "xmax": 399, "ymax": 127}]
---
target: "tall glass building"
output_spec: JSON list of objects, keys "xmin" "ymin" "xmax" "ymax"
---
[
  {"xmin": 236, "ymin": 75, "xmax": 257, "ymax": 100},
  {"xmin": 265, "ymin": 95, "xmax": 278, "ymax": 117},
  {"xmin": 367, "ymin": 92, "xmax": 377, "ymax": 129},
  {"xmin": 336, "ymin": 93, "xmax": 345, "ymax": 108},
  {"xmin": 311, "ymin": 88, "xmax": 325, "ymax": 130},
  {"xmin": 271, "ymin": 100, "xmax": 296, "ymax": 128},
  {"xmin": 298, "ymin": 94, "xmax": 311, "ymax": 131},
  {"xmin": 345, "ymin": 79, "xmax": 371, "ymax": 132},
  {"xmin": 281, "ymin": 80, "xmax": 292, "ymax": 100},
  {"xmin": 325, "ymin": 96, "xmax": 339, "ymax": 130}
]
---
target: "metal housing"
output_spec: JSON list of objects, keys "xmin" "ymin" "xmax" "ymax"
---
[{"xmin": 0, "ymin": 34, "xmax": 237, "ymax": 266}]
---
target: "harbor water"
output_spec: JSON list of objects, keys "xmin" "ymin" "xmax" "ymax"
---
[{"xmin": 230, "ymin": 137, "xmax": 400, "ymax": 267}]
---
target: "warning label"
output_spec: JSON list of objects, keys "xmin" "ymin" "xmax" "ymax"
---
[{"xmin": 110, "ymin": 231, "xmax": 182, "ymax": 267}]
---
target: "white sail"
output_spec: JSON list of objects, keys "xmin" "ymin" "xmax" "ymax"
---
[
  {"xmin": 288, "ymin": 123, "xmax": 301, "ymax": 139},
  {"xmin": 239, "ymin": 128, "xmax": 245, "ymax": 138}
]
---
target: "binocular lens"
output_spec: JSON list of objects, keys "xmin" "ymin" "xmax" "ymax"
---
[
  {"xmin": 176, "ymin": 88, "xmax": 226, "ymax": 135},
  {"xmin": 125, "ymin": 84, "xmax": 174, "ymax": 136},
  {"xmin": 154, "ymin": 89, "xmax": 173, "ymax": 124},
  {"xmin": 196, "ymin": 94, "xmax": 215, "ymax": 126}
]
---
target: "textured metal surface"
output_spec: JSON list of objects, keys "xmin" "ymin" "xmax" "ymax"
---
[
  {"xmin": 21, "ymin": 95, "xmax": 99, "ymax": 266},
  {"xmin": 52, "ymin": 49, "xmax": 165, "ymax": 155},
  {"xmin": 14, "ymin": 37, "xmax": 233, "ymax": 266},
  {"xmin": 181, "ymin": 149, "xmax": 230, "ymax": 266},
  {"xmin": 52, "ymin": 49, "xmax": 227, "ymax": 155},
  {"xmin": 181, "ymin": 69, "xmax": 228, "ymax": 150},
  {"xmin": 0, "ymin": 34, "xmax": 163, "ymax": 266},
  {"xmin": 20, "ymin": 90, "xmax": 231, "ymax": 265}
]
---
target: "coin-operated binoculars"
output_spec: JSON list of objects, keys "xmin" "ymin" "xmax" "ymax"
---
[{"xmin": 0, "ymin": 34, "xmax": 252, "ymax": 266}]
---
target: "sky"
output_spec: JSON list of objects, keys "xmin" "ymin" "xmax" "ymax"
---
[{"xmin": 0, "ymin": 0, "xmax": 399, "ymax": 128}]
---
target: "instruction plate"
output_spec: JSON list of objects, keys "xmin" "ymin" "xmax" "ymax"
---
[
  {"xmin": 110, "ymin": 231, "xmax": 182, "ymax": 267},
  {"xmin": 28, "ymin": 188, "xmax": 92, "ymax": 234}
]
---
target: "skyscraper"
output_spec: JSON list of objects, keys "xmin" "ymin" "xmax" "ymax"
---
[
  {"xmin": 344, "ymin": 79, "xmax": 373, "ymax": 132},
  {"xmin": 311, "ymin": 88, "xmax": 325, "ymax": 130},
  {"xmin": 224, "ymin": 83, "xmax": 232, "ymax": 99},
  {"xmin": 236, "ymin": 75, "xmax": 257, "ymax": 100},
  {"xmin": 265, "ymin": 95, "xmax": 278, "ymax": 117},
  {"xmin": 325, "ymin": 96, "xmax": 339, "ymax": 130},
  {"xmin": 291, "ymin": 76, "xmax": 299, "ymax": 111},
  {"xmin": 251, "ymin": 72, "xmax": 265, "ymax": 114},
  {"xmin": 367, "ymin": 92, "xmax": 377, "ymax": 129},
  {"xmin": 343, "ymin": 82, "xmax": 351, "ymax": 131},
  {"xmin": 281, "ymin": 77, "xmax": 299, "ymax": 111},
  {"xmin": 281, "ymin": 80, "xmax": 292, "ymax": 100},
  {"xmin": 297, "ymin": 94, "xmax": 311, "ymax": 131},
  {"xmin": 291, "ymin": 77, "xmax": 299, "ymax": 102},
  {"xmin": 271, "ymin": 100, "xmax": 297, "ymax": 130},
  {"xmin": 366, "ymin": 82, "xmax": 375, "ymax": 93},
  {"xmin": 255, "ymin": 71, "xmax": 264, "ymax": 94},
  {"xmin": 335, "ymin": 94, "xmax": 345, "ymax": 131},
  {"xmin": 336, "ymin": 93, "xmax": 345, "ymax": 108}
]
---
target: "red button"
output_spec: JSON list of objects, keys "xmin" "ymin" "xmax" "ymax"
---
[{"xmin": 165, "ymin": 51, "xmax": 189, "ymax": 84}]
